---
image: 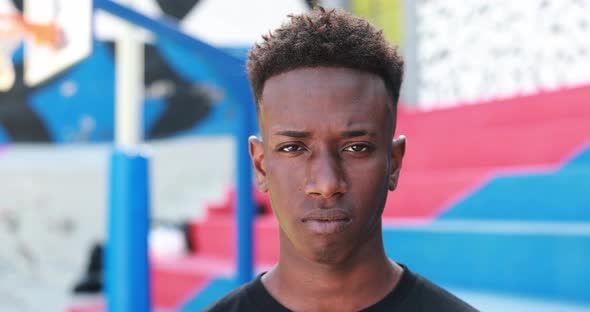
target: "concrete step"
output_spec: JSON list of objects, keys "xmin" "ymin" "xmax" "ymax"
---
[
  {"xmin": 383, "ymin": 220, "xmax": 590, "ymax": 305},
  {"xmin": 441, "ymin": 166, "xmax": 590, "ymax": 221}
]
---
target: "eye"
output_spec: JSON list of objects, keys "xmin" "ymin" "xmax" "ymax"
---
[
  {"xmin": 343, "ymin": 143, "xmax": 372, "ymax": 153},
  {"xmin": 278, "ymin": 143, "xmax": 305, "ymax": 153}
]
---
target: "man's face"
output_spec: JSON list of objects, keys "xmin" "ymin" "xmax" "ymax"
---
[{"xmin": 249, "ymin": 67, "xmax": 404, "ymax": 264}]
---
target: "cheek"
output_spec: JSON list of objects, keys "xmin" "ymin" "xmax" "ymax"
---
[
  {"xmin": 346, "ymin": 157, "xmax": 390, "ymax": 208},
  {"xmin": 265, "ymin": 158, "xmax": 310, "ymax": 245},
  {"xmin": 349, "ymin": 154, "xmax": 388, "ymax": 182},
  {"xmin": 265, "ymin": 158, "xmax": 305, "ymax": 215}
]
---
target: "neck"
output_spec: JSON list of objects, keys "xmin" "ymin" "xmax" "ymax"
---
[{"xmin": 262, "ymin": 227, "xmax": 402, "ymax": 312}]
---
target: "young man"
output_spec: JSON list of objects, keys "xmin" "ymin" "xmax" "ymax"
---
[{"xmin": 205, "ymin": 7, "xmax": 477, "ymax": 312}]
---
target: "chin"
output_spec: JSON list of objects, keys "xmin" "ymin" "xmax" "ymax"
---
[{"xmin": 304, "ymin": 242, "xmax": 353, "ymax": 265}]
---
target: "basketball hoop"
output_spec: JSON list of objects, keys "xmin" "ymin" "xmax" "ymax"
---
[
  {"xmin": 0, "ymin": 12, "xmax": 63, "ymax": 91},
  {"xmin": 23, "ymin": 0, "xmax": 92, "ymax": 87}
]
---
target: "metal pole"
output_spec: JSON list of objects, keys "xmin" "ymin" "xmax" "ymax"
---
[
  {"xmin": 106, "ymin": 0, "xmax": 151, "ymax": 310},
  {"xmin": 115, "ymin": 7, "xmax": 143, "ymax": 147}
]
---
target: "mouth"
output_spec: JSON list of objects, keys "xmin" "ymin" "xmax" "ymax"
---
[{"xmin": 301, "ymin": 211, "xmax": 352, "ymax": 234}]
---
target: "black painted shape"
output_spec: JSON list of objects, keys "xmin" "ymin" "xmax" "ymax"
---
[
  {"xmin": 11, "ymin": 0, "xmax": 23, "ymax": 12},
  {"xmin": 0, "ymin": 62, "xmax": 52, "ymax": 142},
  {"xmin": 143, "ymin": 44, "xmax": 213, "ymax": 139},
  {"xmin": 105, "ymin": 42, "xmax": 213, "ymax": 140},
  {"xmin": 155, "ymin": 0, "xmax": 201, "ymax": 20},
  {"xmin": 72, "ymin": 242, "xmax": 103, "ymax": 294}
]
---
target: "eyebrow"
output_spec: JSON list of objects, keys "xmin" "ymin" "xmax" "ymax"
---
[
  {"xmin": 341, "ymin": 130, "xmax": 374, "ymax": 138},
  {"xmin": 274, "ymin": 130, "xmax": 311, "ymax": 138},
  {"xmin": 273, "ymin": 130, "xmax": 375, "ymax": 139}
]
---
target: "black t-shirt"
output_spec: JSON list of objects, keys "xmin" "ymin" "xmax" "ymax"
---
[{"xmin": 203, "ymin": 265, "xmax": 478, "ymax": 311}]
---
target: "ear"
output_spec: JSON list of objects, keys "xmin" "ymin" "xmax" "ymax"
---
[
  {"xmin": 388, "ymin": 135, "xmax": 406, "ymax": 191},
  {"xmin": 249, "ymin": 135, "xmax": 268, "ymax": 192}
]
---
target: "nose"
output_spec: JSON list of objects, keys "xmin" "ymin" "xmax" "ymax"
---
[{"xmin": 305, "ymin": 148, "xmax": 347, "ymax": 199}]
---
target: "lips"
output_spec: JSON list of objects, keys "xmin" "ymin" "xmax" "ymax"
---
[{"xmin": 301, "ymin": 210, "xmax": 352, "ymax": 234}]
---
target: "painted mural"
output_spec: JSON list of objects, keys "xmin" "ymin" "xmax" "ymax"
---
[{"xmin": 0, "ymin": 0, "xmax": 312, "ymax": 143}]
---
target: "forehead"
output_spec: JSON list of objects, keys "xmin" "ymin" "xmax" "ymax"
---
[{"xmin": 259, "ymin": 67, "xmax": 392, "ymax": 131}]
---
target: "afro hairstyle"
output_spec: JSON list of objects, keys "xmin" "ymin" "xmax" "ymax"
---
[{"xmin": 247, "ymin": 6, "xmax": 404, "ymax": 111}]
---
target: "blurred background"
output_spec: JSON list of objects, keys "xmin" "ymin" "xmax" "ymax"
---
[{"xmin": 0, "ymin": 0, "xmax": 589, "ymax": 311}]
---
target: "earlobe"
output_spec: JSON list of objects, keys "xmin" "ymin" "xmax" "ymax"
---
[
  {"xmin": 249, "ymin": 135, "xmax": 268, "ymax": 192},
  {"xmin": 388, "ymin": 135, "xmax": 406, "ymax": 191}
]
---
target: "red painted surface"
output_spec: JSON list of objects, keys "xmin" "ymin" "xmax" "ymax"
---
[
  {"xmin": 384, "ymin": 85, "xmax": 590, "ymax": 217},
  {"xmin": 68, "ymin": 301, "xmax": 104, "ymax": 312},
  {"xmin": 384, "ymin": 168, "xmax": 486, "ymax": 218},
  {"xmin": 190, "ymin": 215, "xmax": 279, "ymax": 264},
  {"xmin": 205, "ymin": 187, "xmax": 272, "ymax": 218},
  {"xmin": 397, "ymin": 85, "xmax": 590, "ymax": 171},
  {"xmin": 151, "ymin": 257, "xmax": 213, "ymax": 309}
]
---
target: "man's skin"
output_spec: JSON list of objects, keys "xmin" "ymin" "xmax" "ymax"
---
[{"xmin": 249, "ymin": 66, "xmax": 407, "ymax": 312}]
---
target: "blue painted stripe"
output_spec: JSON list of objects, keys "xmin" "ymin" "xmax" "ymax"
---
[
  {"xmin": 440, "ymin": 148, "xmax": 590, "ymax": 221},
  {"xmin": 179, "ymin": 278, "xmax": 237, "ymax": 312},
  {"xmin": 561, "ymin": 145, "xmax": 590, "ymax": 170},
  {"xmin": 419, "ymin": 147, "xmax": 590, "ymax": 302},
  {"xmin": 382, "ymin": 227, "xmax": 590, "ymax": 304}
]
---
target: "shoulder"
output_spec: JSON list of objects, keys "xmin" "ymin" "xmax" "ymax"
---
[
  {"xmin": 201, "ymin": 280, "xmax": 255, "ymax": 312},
  {"xmin": 203, "ymin": 273, "xmax": 289, "ymax": 312},
  {"xmin": 368, "ymin": 264, "xmax": 478, "ymax": 312},
  {"xmin": 410, "ymin": 273, "xmax": 478, "ymax": 312}
]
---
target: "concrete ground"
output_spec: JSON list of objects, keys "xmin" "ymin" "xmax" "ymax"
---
[{"xmin": 0, "ymin": 137, "xmax": 234, "ymax": 312}]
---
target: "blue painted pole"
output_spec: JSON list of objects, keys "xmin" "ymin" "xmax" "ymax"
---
[
  {"xmin": 236, "ymin": 96, "xmax": 255, "ymax": 284},
  {"xmin": 103, "ymin": 0, "xmax": 149, "ymax": 309},
  {"xmin": 106, "ymin": 149, "xmax": 151, "ymax": 312}
]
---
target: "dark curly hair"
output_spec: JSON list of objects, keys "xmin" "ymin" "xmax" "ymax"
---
[{"xmin": 247, "ymin": 6, "xmax": 404, "ymax": 111}]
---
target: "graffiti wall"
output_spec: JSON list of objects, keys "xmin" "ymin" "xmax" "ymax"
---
[
  {"xmin": 414, "ymin": 0, "xmax": 590, "ymax": 108},
  {"xmin": 0, "ymin": 0, "xmax": 309, "ymax": 143}
]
